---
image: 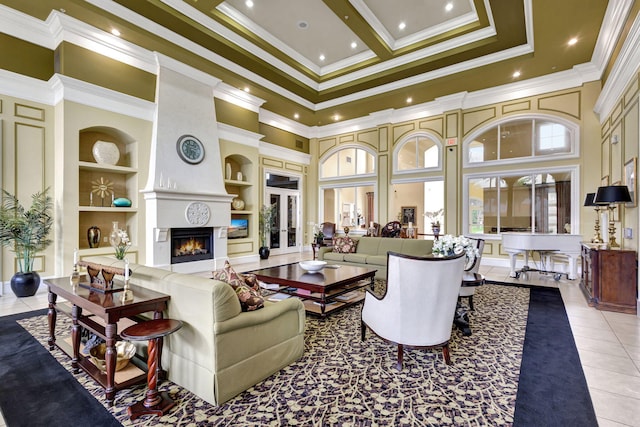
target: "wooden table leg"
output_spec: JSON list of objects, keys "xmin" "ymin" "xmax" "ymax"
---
[
  {"xmin": 104, "ymin": 323, "xmax": 117, "ymax": 406},
  {"xmin": 47, "ymin": 291, "xmax": 57, "ymax": 350},
  {"xmin": 71, "ymin": 305, "xmax": 81, "ymax": 373}
]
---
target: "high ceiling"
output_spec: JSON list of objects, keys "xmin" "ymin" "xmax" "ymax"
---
[{"xmin": 5, "ymin": 0, "xmax": 611, "ymax": 126}]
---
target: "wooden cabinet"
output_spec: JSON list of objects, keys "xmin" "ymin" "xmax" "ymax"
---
[{"xmin": 581, "ymin": 244, "xmax": 637, "ymax": 314}]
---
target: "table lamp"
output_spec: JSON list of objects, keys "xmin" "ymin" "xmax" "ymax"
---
[
  {"xmin": 594, "ymin": 185, "xmax": 632, "ymax": 248},
  {"xmin": 583, "ymin": 192, "xmax": 604, "ymax": 243}
]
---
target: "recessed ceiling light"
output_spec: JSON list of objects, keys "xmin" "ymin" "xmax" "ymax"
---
[
  {"xmin": 319, "ymin": 54, "xmax": 325, "ymax": 61},
  {"xmin": 568, "ymin": 37, "xmax": 578, "ymax": 46},
  {"xmin": 445, "ymin": 2, "xmax": 454, "ymax": 12},
  {"xmin": 513, "ymin": 71, "xmax": 521, "ymax": 78},
  {"xmin": 111, "ymin": 28, "xmax": 121, "ymax": 37},
  {"xmin": 406, "ymin": 97, "xmax": 413, "ymax": 104},
  {"xmin": 398, "ymin": 22, "xmax": 406, "ymax": 30},
  {"xmin": 294, "ymin": 113, "xmax": 300, "ymax": 120},
  {"xmin": 245, "ymin": 0, "xmax": 254, "ymax": 8},
  {"xmin": 333, "ymin": 114, "xmax": 340, "ymax": 121},
  {"xmin": 297, "ymin": 21, "xmax": 309, "ymax": 30},
  {"xmin": 350, "ymin": 42, "xmax": 357, "ymax": 49},
  {"xmin": 244, "ymin": 87, "xmax": 250, "ymax": 93}
]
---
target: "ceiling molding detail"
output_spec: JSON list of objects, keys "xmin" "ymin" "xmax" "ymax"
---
[
  {"xmin": 217, "ymin": 123, "xmax": 263, "ymax": 148},
  {"xmin": 259, "ymin": 141, "xmax": 312, "ymax": 165},
  {"xmin": 594, "ymin": 1, "xmax": 640, "ymax": 121}
]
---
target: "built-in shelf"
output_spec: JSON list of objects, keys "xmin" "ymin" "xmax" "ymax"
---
[
  {"xmin": 79, "ymin": 207, "xmax": 138, "ymax": 213},
  {"xmin": 230, "ymin": 210, "xmax": 252, "ymax": 215},
  {"xmin": 79, "ymin": 161, "xmax": 137, "ymax": 174},
  {"xmin": 224, "ymin": 179, "xmax": 251, "ymax": 187}
]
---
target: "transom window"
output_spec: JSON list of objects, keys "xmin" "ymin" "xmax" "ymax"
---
[
  {"xmin": 320, "ymin": 147, "xmax": 375, "ymax": 178},
  {"xmin": 395, "ymin": 134, "xmax": 441, "ymax": 171},
  {"xmin": 467, "ymin": 117, "xmax": 575, "ymax": 164}
]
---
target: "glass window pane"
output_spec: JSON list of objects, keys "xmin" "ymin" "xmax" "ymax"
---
[
  {"xmin": 321, "ymin": 153, "xmax": 339, "ymax": 178},
  {"xmin": 535, "ymin": 121, "xmax": 571, "ymax": 155},
  {"xmin": 502, "ymin": 176, "xmax": 532, "ymax": 232},
  {"xmin": 474, "ymin": 128, "xmax": 498, "ymax": 162},
  {"xmin": 339, "ymin": 148, "xmax": 356, "ymax": 176},
  {"xmin": 468, "ymin": 178, "xmax": 486, "ymax": 233},
  {"xmin": 398, "ymin": 139, "xmax": 418, "ymax": 170},
  {"xmin": 500, "ymin": 120, "xmax": 532, "ymax": 160}
]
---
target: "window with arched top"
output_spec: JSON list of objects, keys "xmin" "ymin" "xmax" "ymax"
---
[
  {"xmin": 465, "ymin": 116, "xmax": 577, "ymax": 165},
  {"xmin": 320, "ymin": 146, "xmax": 375, "ymax": 179},
  {"xmin": 394, "ymin": 133, "xmax": 441, "ymax": 172}
]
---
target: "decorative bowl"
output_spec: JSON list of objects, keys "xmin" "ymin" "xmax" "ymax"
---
[
  {"xmin": 89, "ymin": 341, "xmax": 136, "ymax": 372},
  {"xmin": 113, "ymin": 197, "xmax": 132, "ymax": 207},
  {"xmin": 92, "ymin": 140, "xmax": 120, "ymax": 165},
  {"xmin": 299, "ymin": 260, "xmax": 327, "ymax": 273}
]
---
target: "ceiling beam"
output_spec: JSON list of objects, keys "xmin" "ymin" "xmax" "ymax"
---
[{"xmin": 322, "ymin": 0, "xmax": 393, "ymax": 60}]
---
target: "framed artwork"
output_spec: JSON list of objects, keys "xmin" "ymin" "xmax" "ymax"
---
[
  {"xmin": 401, "ymin": 206, "xmax": 416, "ymax": 225},
  {"xmin": 624, "ymin": 157, "xmax": 636, "ymax": 207}
]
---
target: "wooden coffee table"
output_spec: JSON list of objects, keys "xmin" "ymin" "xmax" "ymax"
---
[{"xmin": 247, "ymin": 263, "xmax": 377, "ymax": 317}]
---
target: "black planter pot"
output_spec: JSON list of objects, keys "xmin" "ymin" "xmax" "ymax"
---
[
  {"xmin": 259, "ymin": 246, "xmax": 270, "ymax": 260},
  {"xmin": 11, "ymin": 271, "xmax": 41, "ymax": 297}
]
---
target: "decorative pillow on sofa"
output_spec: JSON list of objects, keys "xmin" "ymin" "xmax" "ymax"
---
[
  {"xmin": 332, "ymin": 236, "xmax": 358, "ymax": 254},
  {"xmin": 212, "ymin": 261, "xmax": 264, "ymax": 311}
]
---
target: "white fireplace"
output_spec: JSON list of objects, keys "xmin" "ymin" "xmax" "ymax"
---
[{"xmin": 141, "ymin": 53, "xmax": 233, "ymax": 273}]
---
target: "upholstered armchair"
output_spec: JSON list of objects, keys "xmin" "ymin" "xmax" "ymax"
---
[
  {"xmin": 361, "ymin": 251, "xmax": 465, "ymax": 370},
  {"xmin": 380, "ymin": 221, "xmax": 402, "ymax": 238},
  {"xmin": 458, "ymin": 237, "xmax": 485, "ymax": 310},
  {"xmin": 320, "ymin": 222, "xmax": 336, "ymax": 246}
]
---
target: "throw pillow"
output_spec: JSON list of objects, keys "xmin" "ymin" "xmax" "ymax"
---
[
  {"xmin": 212, "ymin": 261, "xmax": 264, "ymax": 311},
  {"xmin": 332, "ymin": 236, "xmax": 358, "ymax": 254}
]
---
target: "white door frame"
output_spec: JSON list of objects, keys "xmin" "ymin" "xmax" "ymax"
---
[{"xmin": 263, "ymin": 168, "xmax": 303, "ymax": 255}]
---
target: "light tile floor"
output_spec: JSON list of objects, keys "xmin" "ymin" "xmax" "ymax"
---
[{"xmin": 1, "ymin": 253, "xmax": 639, "ymax": 426}]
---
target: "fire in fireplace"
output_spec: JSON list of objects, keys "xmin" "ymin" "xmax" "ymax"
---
[{"xmin": 171, "ymin": 227, "xmax": 214, "ymax": 264}]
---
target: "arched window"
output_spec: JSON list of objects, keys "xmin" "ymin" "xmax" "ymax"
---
[
  {"xmin": 394, "ymin": 133, "xmax": 441, "ymax": 172},
  {"xmin": 465, "ymin": 116, "xmax": 577, "ymax": 165},
  {"xmin": 320, "ymin": 146, "xmax": 375, "ymax": 179}
]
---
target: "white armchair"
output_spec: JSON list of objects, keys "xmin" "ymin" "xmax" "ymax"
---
[
  {"xmin": 458, "ymin": 237, "xmax": 485, "ymax": 310},
  {"xmin": 361, "ymin": 251, "xmax": 466, "ymax": 370}
]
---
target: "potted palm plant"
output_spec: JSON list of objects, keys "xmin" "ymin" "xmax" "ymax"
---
[
  {"xmin": 258, "ymin": 204, "xmax": 276, "ymax": 259},
  {"xmin": 0, "ymin": 188, "xmax": 53, "ymax": 297}
]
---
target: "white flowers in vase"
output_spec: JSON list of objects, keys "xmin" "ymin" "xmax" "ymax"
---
[{"xmin": 432, "ymin": 234, "xmax": 479, "ymax": 263}]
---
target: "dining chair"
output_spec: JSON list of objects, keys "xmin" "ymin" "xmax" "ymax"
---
[
  {"xmin": 361, "ymin": 251, "xmax": 465, "ymax": 370},
  {"xmin": 458, "ymin": 237, "xmax": 485, "ymax": 310}
]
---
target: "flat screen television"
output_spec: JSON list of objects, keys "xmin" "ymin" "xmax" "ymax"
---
[{"xmin": 228, "ymin": 218, "xmax": 248, "ymax": 239}]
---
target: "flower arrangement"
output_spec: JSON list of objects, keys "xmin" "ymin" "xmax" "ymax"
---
[
  {"xmin": 424, "ymin": 208, "xmax": 444, "ymax": 227},
  {"xmin": 313, "ymin": 224, "xmax": 324, "ymax": 242},
  {"xmin": 110, "ymin": 228, "xmax": 131, "ymax": 260},
  {"xmin": 432, "ymin": 234, "xmax": 479, "ymax": 263}
]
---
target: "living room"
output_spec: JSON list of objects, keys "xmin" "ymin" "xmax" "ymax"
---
[{"xmin": 1, "ymin": 1, "xmax": 639, "ymax": 425}]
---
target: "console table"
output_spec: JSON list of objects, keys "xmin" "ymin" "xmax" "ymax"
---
[
  {"xmin": 580, "ymin": 244, "xmax": 637, "ymax": 314},
  {"xmin": 45, "ymin": 276, "xmax": 171, "ymax": 406}
]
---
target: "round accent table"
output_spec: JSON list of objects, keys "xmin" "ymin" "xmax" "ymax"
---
[{"xmin": 120, "ymin": 319, "xmax": 183, "ymax": 420}]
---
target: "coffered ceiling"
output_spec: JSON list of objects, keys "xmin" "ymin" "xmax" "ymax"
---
[{"xmin": 4, "ymin": 0, "xmax": 612, "ymax": 126}]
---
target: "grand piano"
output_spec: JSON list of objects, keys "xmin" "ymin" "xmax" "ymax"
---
[{"xmin": 501, "ymin": 232, "xmax": 583, "ymax": 280}]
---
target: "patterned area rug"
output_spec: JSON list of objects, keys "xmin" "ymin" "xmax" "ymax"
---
[{"xmin": 20, "ymin": 283, "xmax": 530, "ymax": 426}]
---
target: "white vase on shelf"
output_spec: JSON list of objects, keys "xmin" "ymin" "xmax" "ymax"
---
[
  {"xmin": 225, "ymin": 163, "xmax": 232, "ymax": 180},
  {"xmin": 92, "ymin": 141, "xmax": 120, "ymax": 165}
]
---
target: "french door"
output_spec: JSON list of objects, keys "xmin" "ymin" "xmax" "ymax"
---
[{"xmin": 267, "ymin": 188, "xmax": 300, "ymax": 255}]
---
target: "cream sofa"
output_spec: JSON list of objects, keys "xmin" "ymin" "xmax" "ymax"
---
[
  {"xmin": 84, "ymin": 256, "xmax": 305, "ymax": 406},
  {"xmin": 318, "ymin": 236, "xmax": 434, "ymax": 279}
]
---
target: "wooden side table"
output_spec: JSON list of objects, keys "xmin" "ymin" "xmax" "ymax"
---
[{"xmin": 120, "ymin": 319, "xmax": 183, "ymax": 420}]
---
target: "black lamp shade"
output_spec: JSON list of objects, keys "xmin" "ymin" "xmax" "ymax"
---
[
  {"xmin": 594, "ymin": 185, "xmax": 632, "ymax": 204},
  {"xmin": 583, "ymin": 193, "xmax": 596, "ymax": 206}
]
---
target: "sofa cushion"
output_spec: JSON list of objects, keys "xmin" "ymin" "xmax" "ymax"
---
[
  {"xmin": 400, "ymin": 239, "xmax": 434, "ymax": 256},
  {"xmin": 213, "ymin": 261, "xmax": 264, "ymax": 311},
  {"xmin": 377, "ymin": 238, "xmax": 405, "ymax": 254},
  {"xmin": 355, "ymin": 237, "xmax": 381, "ymax": 255},
  {"xmin": 365, "ymin": 255, "xmax": 388, "ymax": 266},
  {"xmin": 343, "ymin": 253, "xmax": 369, "ymax": 264},
  {"xmin": 333, "ymin": 236, "xmax": 358, "ymax": 253},
  {"xmin": 323, "ymin": 252, "xmax": 345, "ymax": 262}
]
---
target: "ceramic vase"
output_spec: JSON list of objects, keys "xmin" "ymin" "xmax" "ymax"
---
[
  {"xmin": 11, "ymin": 271, "xmax": 40, "ymax": 297},
  {"xmin": 92, "ymin": 141, "xmax": 120, "ymax": 165},
  {"xmin": 231, "ymin": 197, "xmax": 245, "ymax": 210},
  {"xmin": 87, "ymin": 225, "xmax": 101, "ymax": 248},
  {"xmin": 225, "ymin": 163, "xmax": 232, "ymax": 180}
]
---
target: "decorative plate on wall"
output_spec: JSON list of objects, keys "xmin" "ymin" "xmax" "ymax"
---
[{"xmin": 176, "ymin": 135, "xmax": 205, "ymax": 164}]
